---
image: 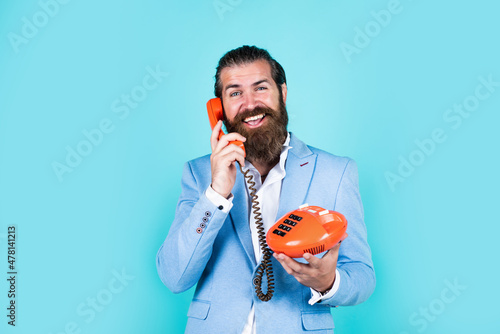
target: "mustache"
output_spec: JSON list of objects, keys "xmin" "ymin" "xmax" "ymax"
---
[{"xmin": 231, "ymin": 106, "xmax": 277, "ymax": 124}]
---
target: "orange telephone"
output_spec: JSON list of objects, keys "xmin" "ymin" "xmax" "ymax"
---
[
  {"xmin": 267, "ymin": 204, "xmax": 348, "ymax": 258},
  {"xmin": 206, "ymin": 98, "xmax": 245, "ymax": 154}
]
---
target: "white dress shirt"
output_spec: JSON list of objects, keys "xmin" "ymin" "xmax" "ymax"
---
[{"xmin": 205, "ymin": 133, "xmax": 340, "ymax": 334}]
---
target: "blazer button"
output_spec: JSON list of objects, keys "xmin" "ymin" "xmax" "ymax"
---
[
  {"xmin": 200, "ymin": 223, "xmax": 206, "ymax": 228},
  {"xmin": 202, "ymin": 216, "xmax": 209, "ymax": 223},
  {"xmin": 204, "ymin": 211, "xmax": 211, "ymax": 217},
  {"xmin": 196, "ymin": 227, "xmax": 203, "ymax": 234}
]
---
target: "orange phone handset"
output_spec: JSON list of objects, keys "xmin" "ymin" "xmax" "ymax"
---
[
  {"xmin": 267, "ymin": 204, "xmax": 348, "ymax": 258},
  {"xmin": 206, "ymin": 98, "xmax": 245, "ymax": 154}
]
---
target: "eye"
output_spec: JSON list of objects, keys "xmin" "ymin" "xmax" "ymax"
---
[
  {"xmin": 230, "ymin": 91, "xmax": 241, "ymax": 97},
  {"xmin": 256, "ymin": 86, "xmax": 267, "ymax": 91}
]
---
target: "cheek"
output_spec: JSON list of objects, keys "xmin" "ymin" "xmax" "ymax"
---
[
  {"xmin": 226, "ymin": 108, "xmax": 239, "ymax": 121},
  {"xmin": 222, "ymin": 102, "xmax": 236, "ymax": 120},
  {"xmin": 268, "ymin": 97, "xmax": 281, "ymax": 110}
]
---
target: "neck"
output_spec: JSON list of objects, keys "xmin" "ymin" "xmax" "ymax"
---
[{"xmin": 248, "ymin": 156, "xmax": 279, "ymax": 181}]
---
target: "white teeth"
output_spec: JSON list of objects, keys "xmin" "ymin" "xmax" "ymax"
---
[{"xmin": 244, "ymin": 114, "xmax": 264, "ymax": 123}]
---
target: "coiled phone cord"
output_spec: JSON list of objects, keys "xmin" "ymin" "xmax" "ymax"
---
[{"xmin": 239, "ymin": 165, "xmax": 275, "ymax": 302}]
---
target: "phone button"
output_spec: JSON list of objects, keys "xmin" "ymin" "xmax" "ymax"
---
[
  {"xmin": 272, "ymin": 229, "xmax": 286, "ymax": 237},
  {"xmin": 279, "ymin": 224, "xmax": 291, "ymax": 232}
]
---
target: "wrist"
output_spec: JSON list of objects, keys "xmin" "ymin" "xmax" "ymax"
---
[
  {"xmin": 319, "ymin": 276, "xmax": 335, "ymax": 294},
  {"xmin": 319, "ymin": 285, "xmax": 332, "ymax": 295},
  {"xmin": 210, "ymin": 184, "xmax": 230, "ymax": 199}
]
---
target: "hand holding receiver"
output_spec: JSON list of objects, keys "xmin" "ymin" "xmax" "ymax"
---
[{"xmin": 207, "ymin": 98, "xmax": 246, "ymax": 199}]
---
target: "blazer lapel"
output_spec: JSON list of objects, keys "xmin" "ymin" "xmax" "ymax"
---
[
  {"xmin": 229, "ymin": 168, "xmax": 256, "ymax": 264},
  {"xmin": 277, "ymin": 133, "xmax": 317, "ymax": 220}
]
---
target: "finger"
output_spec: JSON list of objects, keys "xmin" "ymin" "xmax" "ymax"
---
[
  {"xmin": 210, "ymin": 120, "xmax": 223, "ymax": 152},
  {"xmin": 328, "ymin": 241, "xmax": 342, "ymax": 254},
  {"xmin": 319, "ymin": 242, "xmax": 342, "ymax": 262},
  {"xmin": 302, "ymin": 253, "xmax": 322, "ymax": 269},
  {"xmin": 274, "ymin": 253, "xmax": 306, "ymax": 274},
  {"xmin": 215, "ymin": 133, "xmax": 246, "ymax": 154},
  {"xmin": 216, "ymin": 144, "xmax": 246, "ymax": 166},
  {"xmin": 225, "ymin": 131, "xmax": 247, "ymax": 142},
  {"xmin": 273, "ymin": 253, "xmax": 295, "ymax": 275}
]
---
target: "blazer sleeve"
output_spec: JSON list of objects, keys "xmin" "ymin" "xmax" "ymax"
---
[
  {"xmin": 156, "ymin": 161, "xmax": 229, "ymax": 293},
  {"xmin": 318, "ymin": 159, "xmax": 376, "ymax": 306}
]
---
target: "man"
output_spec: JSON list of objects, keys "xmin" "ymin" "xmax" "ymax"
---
[{"xmin": 156, "ymin": 45, "xmax": 375, "ymax": 333}]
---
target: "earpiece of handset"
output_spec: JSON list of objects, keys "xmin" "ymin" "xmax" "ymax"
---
[{"xmin": 207, "ymin": 98, "xmax": 246, "ymax": 156}]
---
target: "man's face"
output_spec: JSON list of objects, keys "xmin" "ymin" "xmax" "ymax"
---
[{"xmin": 220, "ymin": 60, "xmax": 288, "ymax": 165}]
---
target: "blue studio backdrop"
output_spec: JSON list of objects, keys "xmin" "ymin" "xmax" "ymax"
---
[{"xmin": 1, "ymin": 1, "xmax": 499, "ymax": 333}]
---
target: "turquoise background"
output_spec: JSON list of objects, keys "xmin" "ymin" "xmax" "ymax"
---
[{"xmin": 1, "ymin": 0, "xmax": 499, "ymax": 333}]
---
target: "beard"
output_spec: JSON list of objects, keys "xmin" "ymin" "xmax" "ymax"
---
[{"xmin": 224, "ymin": 97, "xmax": 288, "ymax": 166}]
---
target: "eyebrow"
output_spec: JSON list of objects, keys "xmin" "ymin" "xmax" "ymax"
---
[
  {"xmin": 224, "ymin": 79, "xmax": 271, "ymax": 93},
  {"xmin": 224, "ymin": 84, "xmax": 241, "ymax": 92},
  {"xmin": 253, "ymin": 79, "xmax": 270, "ymax": 86}
]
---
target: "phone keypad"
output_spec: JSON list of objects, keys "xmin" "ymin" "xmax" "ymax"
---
[{"xmin": 272, "ymin": 213, "xmax": 304, "ymax": 237}]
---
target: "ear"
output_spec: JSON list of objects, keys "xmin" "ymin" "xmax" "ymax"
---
[{"xmin": 281, "ymin": 83, "xmax": 288, "ymax": 106}]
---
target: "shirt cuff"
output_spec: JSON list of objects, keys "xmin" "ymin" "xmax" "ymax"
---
[
  {"xmin": 308, "ymin": 269, "xmax": 340, "ymax": 305},
  {"xmin": 205, "ymin": 186, "xmax": 234, "ymax": 213}
]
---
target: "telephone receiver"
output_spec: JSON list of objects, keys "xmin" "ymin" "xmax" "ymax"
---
[{"xmin": 206, "ymin": 98, "xmax": 246, "ymax": 155}]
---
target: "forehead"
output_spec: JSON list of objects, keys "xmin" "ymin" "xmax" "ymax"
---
[{"xmin": 220, "ymin": 60, "xmax": 273, "ymax": 88}]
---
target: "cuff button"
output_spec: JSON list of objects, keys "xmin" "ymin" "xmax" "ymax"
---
[
  {"xmin": 204, "ymin": 211, "xmax": 211, "ymax": 217},
  {"xmin": 196, "ymin": 227, "xmax": 203, "ymax": 234}
]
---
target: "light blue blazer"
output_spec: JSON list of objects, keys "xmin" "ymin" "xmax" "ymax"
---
[{"xmin": 156, "ymin": 133, "xmax": 375, "ymax": 334}]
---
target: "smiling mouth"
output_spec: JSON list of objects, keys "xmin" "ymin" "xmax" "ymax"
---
[{"xmin": 243, "ymin": 113, "xmax": 265, "ymax": 127}]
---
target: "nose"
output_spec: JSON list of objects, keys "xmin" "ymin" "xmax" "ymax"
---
[{"xmin": 241, "ymin": 92, "xmax": 258, "ymax": 112}]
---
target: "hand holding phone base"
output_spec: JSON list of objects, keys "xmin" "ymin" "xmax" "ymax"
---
[{"xmin": 267, "ymin": 205, "xmax": 348, "ymax": 259}]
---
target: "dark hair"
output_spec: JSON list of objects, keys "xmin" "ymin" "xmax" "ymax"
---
[{"xmin": 214, "ymin": 45, "xmax": 286, "ymax": 98}]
